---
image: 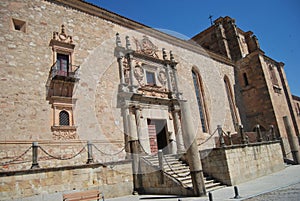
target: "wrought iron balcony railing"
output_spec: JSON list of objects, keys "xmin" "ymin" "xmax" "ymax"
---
[{"xmin": 49, "ymin": 62, "xmax": 80, "ymax": 81}]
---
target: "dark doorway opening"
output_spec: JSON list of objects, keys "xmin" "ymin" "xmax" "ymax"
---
[{"xmin": 147, "ymin": 119, "xmax": 168, "ymax": 154}]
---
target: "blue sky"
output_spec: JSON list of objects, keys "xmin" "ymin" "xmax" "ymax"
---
[{"xmin": 87, "ymin": 0, "xmax": 300, "ymax": 96}]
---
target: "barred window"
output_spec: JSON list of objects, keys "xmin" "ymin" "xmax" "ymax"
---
[{"xmin": 59, "ymin": 111, "xmax": 70, "ymax": 126}]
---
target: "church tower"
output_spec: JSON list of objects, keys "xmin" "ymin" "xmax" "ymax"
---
[{"xmin": 191, "ymin": 16, "xmax": 299, "ymax": 160}]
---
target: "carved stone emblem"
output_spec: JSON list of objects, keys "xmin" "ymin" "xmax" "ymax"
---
[
  {"xmin": 52, "ymin": 24, "xmax": 73, "ymax": 44},
  {"xmin": 158, "ymin": 70, "xmax": 167, "ymax": 86},
  {"xmin": 134, "ymin": 64, "xmax": 145, "ymax": 85},
  {"xmin": 133, "ymin": 35, "xmax": 159, "ymax": 58}
]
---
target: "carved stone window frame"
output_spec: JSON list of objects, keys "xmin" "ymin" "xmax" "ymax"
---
[
  {"xmin": 49, "ymin": 25, "xmax": 75, "ymax": 72},
  {"xmin": 143, "ymin": 64, "xmax": 159, "ymax": 86},
  {"xmin": 50, "ymin": 96, "xmax": 76, "ymax": 128},
  {"xmin": 50, "ymin": 41, "xmax": 75, "ymax": 72}
]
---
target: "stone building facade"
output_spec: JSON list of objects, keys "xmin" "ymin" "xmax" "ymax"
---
[
  {"xmin": 192, "ymin": 16, "xmax": 300, "ymax": 158},
  {"xmin": 0, "ymin": 0, "xmax": 299, "ymax": 199}
]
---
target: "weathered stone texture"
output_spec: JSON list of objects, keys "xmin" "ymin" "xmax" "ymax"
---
[
  {"xmin": 0, "ymin": 0, "xmax": 298, "ymax": 199},
  {"xmin": 201, "ymin": 142, "xmax": 284, "ymax": 185},
  {"xmin": 0, "ymin": 0, "xmax": 239, "ymax": 168},
  {"xmin": 0, "ymin": 162, "xmax": 133, "ymax": 200}
]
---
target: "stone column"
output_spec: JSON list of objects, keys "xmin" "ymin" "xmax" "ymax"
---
[
  {"xmin": 283, "ymin": 116, "xmax": 300, "ymax": 164},
  {"xmin": 170, "ymin": 51, "xmax": 179, "ymax": 95},
  {"xmin": 135, "ymin": 107, "xmax": 148, "ymax": 153},
  {"xmin": 172, "ymin": 67, "xmax": 179, "ymax": 95},
  {"xmin": 172, "ymin": 110, "xmax": 185, "ymax": 154},
  {"xmin": 127, "ymin": 54, "xmax": 134, "ymax": 89},
  {"xmin": 180, "ymin": 100, "xmax": 206, "ymax": 196},
  {"xmin": 121, "ymin": 106, "xmax": 131, "ymax": 155},
  {"xmin": 128, "ymin": 106, "xmax": 141, "ymax": 191},
  {"xmin": 165, "ymin": 64, "xmax": 173, "ymax": 93},
  {"xmin": 117, "ymin": 57, "xmax": 125, "ymax": 85}
]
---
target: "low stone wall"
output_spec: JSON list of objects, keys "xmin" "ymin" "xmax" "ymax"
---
[
  {"xmin": 0, "ymin": 161, "xmax": 133, "ymax": 200},
  {"xmin": 201, "ymin": 141, "xmax": 284, "ymax": 185}
]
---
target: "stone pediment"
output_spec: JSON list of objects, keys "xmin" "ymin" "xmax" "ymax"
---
[
  {"xmin": 133, "ymin": 35, "xmax": 159, "ymax": 58},
  {"xmin": 50, "ymin": 25, "xmax": 75, "ymax": 49}
]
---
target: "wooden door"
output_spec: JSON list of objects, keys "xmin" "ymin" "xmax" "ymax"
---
[{"xmin": 148, "ymin": 123, "xmax": 158, "ymax": 154}]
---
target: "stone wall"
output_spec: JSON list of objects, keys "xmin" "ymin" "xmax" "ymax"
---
[
  {"xmin": 201, "ymin": 141, "xmax": 284, "ymax": 185},
  {"xmin": 0, "ymin": 161, "xmax": 133, "ymax": 200},
  {"xmin": 0, "ymin": 0, "xmax": 238, "ymax": 153}
]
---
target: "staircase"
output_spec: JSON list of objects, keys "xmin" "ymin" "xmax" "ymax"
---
[{"xmin": 142, "ymin": 154, "xmax": 224, "ymax": 192}]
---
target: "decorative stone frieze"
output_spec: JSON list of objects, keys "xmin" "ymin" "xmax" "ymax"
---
[
  {"xmin": 137, "ymin": 85, "xmax": 169, "ymax": 98},
  {"xmin": 51, "ymin": 126, "xmax": 78, "ymax": 140}
]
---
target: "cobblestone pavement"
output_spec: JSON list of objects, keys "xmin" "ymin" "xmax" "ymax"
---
[{"xmin": 244, "ymin": 182, "xmax": 300, "ymax": 201}]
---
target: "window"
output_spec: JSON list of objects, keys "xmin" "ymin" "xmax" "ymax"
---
[
  {"xmin": 192, "ymin": 69, "xmax": 208, "ymax": 133},
  {"xmin": 243, "ymin": 73, "xmax": 249, "ymax": 86},
  {"xmin": 269, "ymin": 65, "xmax": 279, "ymax": 86},
  {"xmin": 59, "ymin": 111, "xmax": 70, "ymax": 126},
  {"xmin": 56, "ymin": 53, "xmax": 69, "ymax": 75},
  {"xmin": 12, "ymin": 18, "xmax": 26, "ymax": 32},
  {"xmin": 297, "ymin": 103, "xmax": 300, "ymax": 116},
  {"xmin": 146, "ymin": 71, "xmax": 156, "ymax": 85}
]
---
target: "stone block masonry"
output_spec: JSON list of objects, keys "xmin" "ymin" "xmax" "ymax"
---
[
  {"xmin": 0, "ymin": 161, "xmax": 133, "ymax": 200},
  {"xmin": 201, "ymin": 141, "xmax": 284, "ymax": 186}
]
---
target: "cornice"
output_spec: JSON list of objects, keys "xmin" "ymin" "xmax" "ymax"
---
[{"xmin": 46, "ymin": 0, "xmax": 235, "ymax": 67}]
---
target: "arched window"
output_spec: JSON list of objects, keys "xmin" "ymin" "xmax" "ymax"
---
[
  {"xmin": 224, "ymin": 76, "xmax": 238, "ymax": 130},
  {"xmin": 59, "ymin": 110, "xmax": 70, "ymax": 126},
  {"xmin": 192, "ymin": 69, "xmax": 209, "ymax": 133}
]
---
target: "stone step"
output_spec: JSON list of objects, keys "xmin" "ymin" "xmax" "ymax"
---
[
  {"xmin": 181, "ymin": 179, "xmax": 193, "ymax": 185},
  {"xmin": 205, "ymin": 179, "xmax": 217, "ymax": 185},
  {"xmin": 206, "ymin": 185, "xmax": 226, "ymax": 192},
  {"xmin": 165, "ymin": 168, "xmax": 190, "ymax": 174},
  {"xmin": 164, "ymin": 162, "xmax": 187, "ymax": 167},
  {"xmin": 145, "ymin": 158, "xmax": 182, "ymax": 165},
  {"xmin": 206, "ymin": 181, "xmax": 221, "ymax": 188},
  {"xmin": 143, "ymin": 155, "xmax": 225, "ymax": 192}
]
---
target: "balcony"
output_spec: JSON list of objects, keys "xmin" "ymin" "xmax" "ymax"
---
[
  {"xmin": 49, "ymin": 62, "xmax": 80, "ymax": 82},
  {"xmin": 46, "ymin": 62, "xmax": 80, "ymax": 100}
]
